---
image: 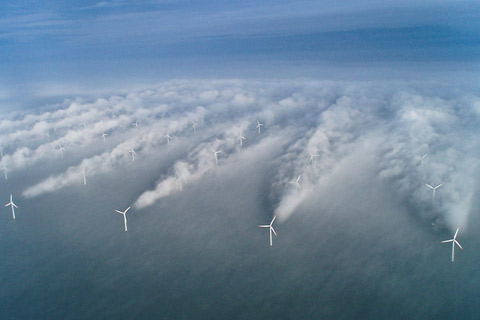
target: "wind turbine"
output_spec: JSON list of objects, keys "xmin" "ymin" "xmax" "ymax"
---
[
  {"xmin": 426, "ymin": 183, "xmax": 443, "ymax": 202},
  {"xmin": 82, "ymin": 167, "xmax": 87, "ymax": 185},
  {"xmin": 237, "ymin": 134, "xmax": 246, "ymax": 147},
  {"xmin": 192, "ymin": 121, "xmax": 197, "ymax": 132},
  {"xmin": 132, "ymin": 120, "xmax": 139, "ymax": 128},
  {"xmin": 114, "ymin": 206, "xmax": 131, "ymax": 231},
  {"xmin": 256, "ymin": 120, "xmax": 264, "ymax": 133},
  {"xmin": 2, "ymin": 166, "xmax": 8, "ymax": 180},
  {"xmin": 5, "ymin": 194, "xmax": 18, "ymax": 219},
  {"xmin": 308, "ymin": 152, "xmax": 320, "ymax": 163},
  {"xmin": 175, "ymin": 170, "xmax": 183, "ymax": 191},
  {"xmin": 212, "ymin": 149, "xmax": 222, "ymax": 165},
  {"xmin": 441, "ymin": 227, "xmax": 463, "ymax": 262},
  {"xmin": 289, "ymin": 174, "xmax": 302, "ymax": 190},
  {"xmin": 420, "ymin": 153, "xmax": 428, "ymax": 164},
  {"xmin": 101, "ymin": 131, "xmax": 108, "ymax": 143},
  {"xmin": 164, "ymin": 133, "xmax": 172, "ymax": 145},
  {"xmin": 259, "ymin": 216, "xmax": 277, "ymax": 246},
  {"xmin": 58, "ymin": 144, "xmax": 66, "ymax": 159},
  {"xmin": 128, "ymin": 147, "xmax": 137, "ymax": 161}
]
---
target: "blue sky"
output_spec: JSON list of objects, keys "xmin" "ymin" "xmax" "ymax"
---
[{"xmin": 1, "ymin": 0, "xmax": 479, "ymax": 111}]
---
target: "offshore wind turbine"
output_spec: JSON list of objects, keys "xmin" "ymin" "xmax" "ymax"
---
[
  {"xmin": 101, "ymin": 131, "xmax": 108, "ymax": 143},
  {"xmin": 259, "ymin": 216, "xmax": 277, "ymax": 246},
  {"xmin": 212, "ymin": 149, "xmax": 222, "ymax": 165},
  {"xmin": 2, "ymin": 166, "xmax": 8, "ymax": 180},
  {"xmin": 420, "ymin": 153, "xmax": 428, "ymax": 164},
  {"xmin": 114, "ymin": 206, "xmax": 131, "ymax": 231},
  {"xmin": 5, "ymin": 194, "xmax": 18, "ymax": 219},
  {"xmin": 175, "ymin": 170, "xmax": 183, "ymax": 191},
  {"xmin": 289, "ymin": 174, "xmax": 302, "ymax": 190},
  {"xmin": 256, "ymin": 120, "xmax": 264, "ymax": 133},
  {"xmin": 308, "ymin": 152, "xmax": 320, "ymax": 163},
  {"xmin": 58, "ymin": 144, "xmax": 66, "ymax": 159},
  {"xmin": 426, "ymin": 183, "xmax": 443, "ymax": 202},
  {"xmin": 164, "ymin": 133, "xmax": 172, "ymax": 145},
  {"xmin": 133, "ymin": 120, "xmax": 139, "ymax": 128},
  {"xmin": 441, "ymin": 227, "xmax": 463, "ymax": 262},
  {"xmin": 128, "ymin": 147, "xmax": 137, "ymax": 161},
  {"xmin": 237, "ymin": 134, "xmax": 246, "ymax": 147}
]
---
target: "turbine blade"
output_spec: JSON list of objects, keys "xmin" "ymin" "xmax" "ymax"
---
[
  {"xmin": 426, "ymin": 184, "xmax": 434, "ymax": 189},
  {"xmin": 441, "ymin": 239, "xmax": 453, "ymax": 243},
  {"xmin": 124, "ymin": 206, "xmax": 131, "ymax": 213},
  {"xmin": 13, "ymin": 203, "xmax": 18, "ymax": 208},
  {"xmin": 259, "ymin": 225, "xmax": 269, "ymax": 228},
  {"xmin": 271, "ymin": 216, "xmax": 277, "ymax": 224},
  {"xmin": 454, "ymin": 228, "xmax": 459, "ymax": 239},
  {"xmin": 455, "ymin": 240, "xmax": 463, "ymax": 250},
  {"xmin": 115, "ymin": 210, "xmax": 123, "ymax": 214},
  {"xmin": 271, "ymin": 227, "xmax": 277, "ymax": 236}
]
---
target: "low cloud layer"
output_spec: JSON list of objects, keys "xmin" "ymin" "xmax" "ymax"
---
[{"xmin": 1, "ymin": 79, "xmax": 479, "ymax": 232}]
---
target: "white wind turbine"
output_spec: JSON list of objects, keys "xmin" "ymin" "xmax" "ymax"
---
[
  {"xmin": 114, "ymin": 206, "xmax": 131, "ymax": 231},
  {"xmin": 441, "ymin": 227, "xmax": 463, "ymax": 262},
  {"xmin": 164, "ymin": 133, "xmax": 172, "ymax": 145},
  {"xmin": 256, "ymin": 120, "xmax": 264, "ymax": 133},
  {"xmin": 132, "ymin": 120, "xmax": 139, "ymax": 128},
  {"xmin": 259, "ymin": 216, "xmax": 277, "ymax": 246},
  {"xmin": 308, "ymin": 152, "xmax": 320, "ymax": 163},
  {"xmin": 82, "ymin": 167, "xmax": 87, "ymax": 185},
  {"xmin": 101, "ymin": 131, "xmax": 108, "ymax": 143},
  {"xmin": 420, "ymin": 153, "xmax": 428, "ymax": 164},
  {"xmin": 237, "ymin": 134, "xmax": 246, "ymax": 147},
  {"xmin": 426, "ymin": 183, "xmax": 443, "ymax": 203},
  {"xmin": 58, "ymin": 144, "xmax": 66, "ymax": 159},
  {"xmin": 175, "ymin": 170, "xmax": 183, "ymax": 191},
  {"xmin": 2, "ymin": 166, "xmax": 8, "ymax": 180},
  {"xmin": 5, "ymin": 194, "xmax": 18, "ymax": 219},
  {"xmin": 128, "ymin": 147, "xmax": 137, "ymax": 161},
  {"xmin": 212, "ymin": 149, "xmax": 222, "ymax": 165},
  {"xmin": 289, "ymin": 174, "xmax": 302, "ymax": 190}
]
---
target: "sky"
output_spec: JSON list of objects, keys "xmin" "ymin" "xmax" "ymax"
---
[
  {"xmin": 1, "ymin": 0, "xmax": 480, "ymax": 111},
  {"xmin": 1, "ymin": 2, "xmax": 480, "ymax": 319}
]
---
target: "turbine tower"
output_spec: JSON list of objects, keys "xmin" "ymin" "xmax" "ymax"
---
[
  {"xmin": 4, "ymin": 194, "xmax": 18, "ymax": 219},
  {"xmin": 82, "ymin": 167, "xmax": 87, "ymax": 185},
  {"xmin": 114, "ymin": 206, "xmax": 131, "ymax": 231},
  {"xmin": 441, "ymin": 227, "xmax": 463, "ymax": 262},
  {"xmin": 259, "ymin": 216, "xmax": 277, "ymax": 246}
]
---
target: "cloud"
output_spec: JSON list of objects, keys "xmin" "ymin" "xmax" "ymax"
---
[{"xmin": 0, "ymin": 79, "xmax": 477, "ymax": 233}]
